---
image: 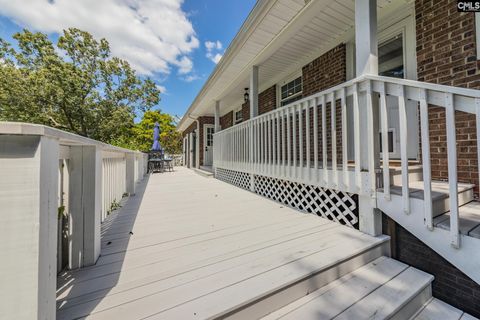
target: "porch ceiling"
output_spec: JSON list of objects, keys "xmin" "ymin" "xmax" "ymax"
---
[{"xmin": 178, "ymin": 0, "xmax": 407, "ymax": 131}]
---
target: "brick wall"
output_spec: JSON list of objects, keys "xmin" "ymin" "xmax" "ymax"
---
[
  {"xmin": 242, "ymin": 101, "xmax": 250, "ymax": 121},
  {"xmin": 302, "ymin": 43, "xmax": 347, "ymax": 163},
  {"xmin": 238, "ymin": 85, "xmax": 277, "ymax": 122},
  {"xmin": 182, "ymin": 122, "xmax": 197, "ymax": 138},
  {"xmin": 416, "ymin": 0, "xmax": 480, "ymax": 194},
  {"xmin": 220, "ymin": 111, "xmax": 233, "ymax": 130},
  {"xmin": 382, "ymin": 214, "xmax": 480, "ymax": 317},
  {"xmin": 259, "ymin": 85, "xmax": 277, "ymax": 115}
]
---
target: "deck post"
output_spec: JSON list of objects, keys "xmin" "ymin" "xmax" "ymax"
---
[
  {"xmin": 69, "ymin": 145, "xmax": 102, "ymax": 269},
  {"xmin": 249, "ymin": 66, "xmax": 259, "ymax": 191},
  {"xmin": 0, "ymin": 135, "xmax": 58, "ymax": 319},
  {"xmin": 355, "ymin": 0, "xmax": 382, "ymax": 236},
  {"xmin": 214, "ymin": 101, "xmax": 221, "ymax": 133},
  {"xmin": 250, "ymin": 65, "xmax": 259, "ymax": 118},
  {"xmin": 126, "ymin": 152, "xmax": 136, "ymax": 195}
]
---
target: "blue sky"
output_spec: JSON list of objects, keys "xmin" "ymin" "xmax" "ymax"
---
[{"xmin": 0, "ymin": 0, "xmax": 256, "ymax": 120}]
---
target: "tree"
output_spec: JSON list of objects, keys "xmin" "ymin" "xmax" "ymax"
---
[
  {"xmin": 0, "ymin": 28, "xmax": 161, "ymax": 144},
  {"xmin": 131, "ymin": 110, "xmax": 182, "ymax": 154}
]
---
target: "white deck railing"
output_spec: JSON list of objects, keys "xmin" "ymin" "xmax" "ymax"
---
[
  {"xmin": 0, "ymin": 122, "xmax": 148, "ymax": 319},
  {"xmin": 214, "ymin": 75, "xmax": 480, "ymax": 249}
]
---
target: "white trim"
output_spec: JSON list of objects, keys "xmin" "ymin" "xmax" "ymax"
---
[
  {"xmin": 276, "ymin": 71, "xmax": 303, "ymax": 108},
  {"xmin": 476, "ymin": 13, "xmax": 480, "ymax": 59},
  {"xmin": 203, "ymin": 124, "xmax": 215, "ymax": 166},
  {"xmin": 234, "ymin": 106, "xmax": 243, "ymax": 124}
]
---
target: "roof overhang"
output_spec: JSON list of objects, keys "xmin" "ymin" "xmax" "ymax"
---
[{"xmin": 178, "ymin": 0, "xmax": 412, "ymax": 132}]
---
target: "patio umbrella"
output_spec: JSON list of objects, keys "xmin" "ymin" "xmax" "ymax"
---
[{"xmin": 151, "ymin": 122, "xmax": 162, "ymax": 151}]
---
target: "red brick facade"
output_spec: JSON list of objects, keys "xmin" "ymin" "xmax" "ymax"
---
[
  {"xmin": 220, "ymin": 111, "xmax": 233, "ymax": 130},
  {"xmin": 302, "ymin": 43, "xmax": 347, "ymax": 163},
  {"xmin": 416, "ymin": 0, "xmax": 480, "ymax": 193},
  {"xmin": 259, "ymin": 85, "xmax": 277, "ymax": 115},
  {"xmin": 302, "ymin": 44, "xmax": 347, "ymax": 96}
]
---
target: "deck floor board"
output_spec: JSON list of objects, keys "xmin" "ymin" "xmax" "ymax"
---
[{"xmin": 57, "ymin": 167, "xmax": 384, "ymax": 320}]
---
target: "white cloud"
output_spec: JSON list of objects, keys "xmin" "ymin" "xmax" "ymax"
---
[
  {"xmin": 156, "ymin": 85, "xmax": 167, "ymax": 94},
  {"xmin": 205, "ymin": 39, "xmax": 223, "ymax": 64},
  {"xmin": 0, "ymin": 0, "xmax": 199, "ymax": 76},
  {"xmin": 183, "ymin": 74, "xmax": 200, "ymax": 82}
]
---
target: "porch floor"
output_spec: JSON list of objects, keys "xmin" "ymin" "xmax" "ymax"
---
[{"xmin": 56, "ymin": 167, "xmax": 385, "ymax": 319}]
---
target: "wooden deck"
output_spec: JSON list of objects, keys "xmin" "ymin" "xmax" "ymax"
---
[{"xmin": 56, "ymin": 167, "xmax": 387, "ymax": 319}]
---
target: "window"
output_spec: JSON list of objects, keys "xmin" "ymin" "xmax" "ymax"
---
[
  {"xmin": 206, "ymin": 127, "xmax": 214, "ymax": 147},
  {"xmin": 280, "ymin": 76, "xmax": 303, "ymax": 106},
  {"xmin": 234, "ymin": 108, "xmax": 243, "ymax": 124},
  {"xmin": 379, "ymin": 34, "xmax": 404, "ymax": 79}
]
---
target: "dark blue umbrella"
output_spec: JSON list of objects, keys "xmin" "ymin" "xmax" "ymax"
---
[{"xmin": 151, "ymin": 122, "xmax": 162, "ymax": 151}]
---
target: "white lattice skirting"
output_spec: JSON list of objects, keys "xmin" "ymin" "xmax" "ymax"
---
[
  {"xmin": 215, "ymin": 168, "xmax": 251, "ymax": 190},
  {"xmin": 215, "ymin": 168, "xmax": 359, "ymax": 229}
]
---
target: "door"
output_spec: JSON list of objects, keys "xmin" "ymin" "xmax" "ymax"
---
[
  {"xmin": 379, "ymin": 15, "xmax": 418, "ymax": 160},
  {"xmin": 203, "ymin": 124, "xmax": 215, "ymax": 166}
]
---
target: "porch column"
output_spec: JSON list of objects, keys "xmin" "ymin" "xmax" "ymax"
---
[
  {"xmin": 249, "ymin": 66, "xmax": 259, "ymax": 191},
  {"xmin": 355, "ymin": 0, "xmax": 382, "ymax": 236},
  {"xmin": 250, "ymin": 65, "xmax": 259, "ymax": 118},
  {"xmin": 214, "ymin": 101, "xmax": 221, "ymax": 133},
  {"xmin": 69, "ymin": 145, "xmax": 102, "ymax": 269},
  {"xmin": 355, "ymin": 0, "xmax": 378, "ymax": 76},
  {"xmin": 0, "ymin": 135, "xmax": 58, "ymax": 319}
]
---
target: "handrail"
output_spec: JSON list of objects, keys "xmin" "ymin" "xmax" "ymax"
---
[{"xmin": 214, "ymin": 75, "xmax": 480, "ymax": 249}]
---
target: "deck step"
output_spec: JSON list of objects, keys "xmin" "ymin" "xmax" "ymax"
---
[
  {"xmin": 261, "ymin": 256, "xmax": 433, "ymax": 320},
  {"xmin": 193, "ymin": 167, "xmax": 214, "ymax": 178},
  {"xmin": 433, "ymin": 201, "xmax": 480, "ymax": 239},
  {"xmin": 413, "ymin": 298, "xmax": 478, "ymax": 320},
  {"xmin": 388, "ymin": 181, "xmax": 474, "ymax": 217},
  {"xmin": 389, "ymin": 164, "xmax": 423, "ymax": 185}
]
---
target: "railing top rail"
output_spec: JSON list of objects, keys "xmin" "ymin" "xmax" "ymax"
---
[
  {"xmin": 214, "ymin": 74, "xmax": 480, "ymax": 136},
  {"xmin": 366, "ymin": 74, "xmax": 480, "ymax": 99},
  {"xmin": 0, "ymin": 122, "xmax": 144, "ymax": 154}
]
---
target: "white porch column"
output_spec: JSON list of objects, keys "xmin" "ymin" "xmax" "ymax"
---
[
  {"xmin": 126, "ymin": 152, "xmax": 136, "ymax": 195},
  {"xmin": 355, "ymin": 0, "xmax": 378, "ymax": 76},
  {"xmin": 0, "ymin": 135, "xmax": 59, "ymax": 320},
  {"xmin": 69, "ymin": 145, "xmax": 102, "ymax": 269},
  {"xmin": 214, "ymin": 101, "xmax": 221, "ymax": 133},
  {"xmin": 249, "ymin": 66, "xmax": 259, "ymax": 191},
  {"xmin": 355, "ymin": 0, "xmax": 382, "ymax": 236},
  {"xmin": 250, "ymin": 65, "xmax": 259, "ymax": 118}
]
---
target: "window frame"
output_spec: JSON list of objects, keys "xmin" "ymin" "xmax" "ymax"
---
[
  {"xmin": 276, "ymin": 71, "xmax": 303, "ymax": 108},
  {"xmin": 233, "ymin": 107, "xmax": 243, "ymax": 125}
]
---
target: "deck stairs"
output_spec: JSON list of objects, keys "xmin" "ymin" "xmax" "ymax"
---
[
  {"xmin": 377, "ymin": 164, "xmax": 480, "ymax": 285},
  {"xmin": 261, "ymin": 257, "xmax": 475, "ymax": 320}
]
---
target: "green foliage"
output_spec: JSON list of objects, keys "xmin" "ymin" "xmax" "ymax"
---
[
  {"xmin": 0, "ymin": 28, "xmax": 161, "ymax": 144},
  {"xmin": 132, "ymin": 110, "xmax": 182, "ymax": 154}
]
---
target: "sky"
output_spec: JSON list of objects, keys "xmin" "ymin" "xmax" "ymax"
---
[{"xmin": 0, "ymin": 0, "xmax": 257, "ymax": 120}]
